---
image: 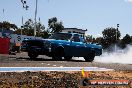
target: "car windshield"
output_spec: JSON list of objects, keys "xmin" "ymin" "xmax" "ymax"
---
[{"xmin": 49, "ymin": 33, "xmax": 72, "ymax": 40}]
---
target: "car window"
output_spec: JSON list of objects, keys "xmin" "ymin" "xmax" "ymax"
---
[
  {"xmin": 49, "ymin": 33, "xmax": 72, "ymax": 40},
  {"xmin": 73, "ymin": 34, "xmax": 80, "ymax": 42}
]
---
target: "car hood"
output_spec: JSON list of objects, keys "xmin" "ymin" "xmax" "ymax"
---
[
  {"xmin": 43, "ymin": 39, "xmax": 102, "ymax": 49},
  {"xmin": 86, "ymin": 43, "xmax": 102, "ymax": 49},
  {"xmin": 43, "ymin": 39, "xmax": 69, "ymax": 44}
]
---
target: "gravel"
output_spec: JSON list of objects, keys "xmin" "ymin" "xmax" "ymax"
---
[{"xmin": 0, "ymin": 71, "xmax": 131, "ymax": 88}]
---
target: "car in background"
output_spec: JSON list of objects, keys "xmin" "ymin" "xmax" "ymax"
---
[{"xmin": 21, "ymin": 33, "xmax": 102, "ymax": 62}]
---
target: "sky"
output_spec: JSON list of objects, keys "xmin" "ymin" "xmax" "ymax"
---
[{"xmin": 0, "ymin": 0, "xmax": 132, "ymax": 38}]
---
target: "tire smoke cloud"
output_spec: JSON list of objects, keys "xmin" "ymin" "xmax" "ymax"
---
[{"xmin": 95, "ymin": 45, "xmax": 132, "ymax": 64}]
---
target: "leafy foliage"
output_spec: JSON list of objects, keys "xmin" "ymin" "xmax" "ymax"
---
[
  {"xmin": 122, "ymin": 34, "xmax": 132, "ymax": 44},
  {"xmin": 48, "ymin": 17, "xmax": 64, "ymax": 33},
  {"xmin": 120, "ymin": 34, "xmax": 132, "ymax": 48},
  {"xmin": 0, "ymin": 21, "xmax": 18, "ymax": 30},
  {"xmin": 14, "ymin": 19, "xmax": 49, "ymax": 38},
  {"xmin": 101, "ymin": 27, "xmax": 121, "ymax": 49}
]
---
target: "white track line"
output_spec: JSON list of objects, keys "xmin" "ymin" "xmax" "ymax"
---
[{"xmin": 0, "ymin": 67, "xmax": 114, "ymax": 72}]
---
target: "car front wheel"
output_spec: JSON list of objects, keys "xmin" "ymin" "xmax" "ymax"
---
[
  {"xmin": 28, "ymin": 52, "xmax": 38, "ymax": 59},
  {"xmin": 84, "ymin": 52, "xmax": 95, "ymax": 62},
  {"xmin": 52, "ymin": 48, "xmax": 63, "ymax": 61}
]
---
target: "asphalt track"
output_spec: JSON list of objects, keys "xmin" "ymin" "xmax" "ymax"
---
[{"xmin": 0, "ymin": 53, "xmax": 132, "ymax": 71}]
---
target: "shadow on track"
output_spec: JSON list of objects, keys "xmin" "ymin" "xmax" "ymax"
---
[{"xmin": 17, "ymin": 57, "xmax": 85, "ymax": 62}]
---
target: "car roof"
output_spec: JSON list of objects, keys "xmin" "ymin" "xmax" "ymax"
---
[
  {"xmin": 58, "ymin": 32, "xmax": 81, "ymax": 35},
  {"xmin": 22, "ymin": 39, "xmax": 44, "ymax": 42}
]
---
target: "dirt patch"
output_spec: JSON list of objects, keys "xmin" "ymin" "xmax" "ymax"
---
[{"xmin": 0, "ymin": 71, "xmax": 131, "ymax": 88}]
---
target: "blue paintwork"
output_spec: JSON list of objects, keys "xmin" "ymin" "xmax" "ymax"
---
[{"xmin": 43, "ymin": 33, "xmax": 102, "ymax": 57}]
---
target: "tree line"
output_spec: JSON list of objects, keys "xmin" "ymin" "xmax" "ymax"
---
[
  {"xmin": 0, "ymin": 17, "xmax": 132, "ymax": 51},
  {"xmin": 86, "ymin": 27, "xmax": 132, "ymax": 51},
  {"xmin": 0, "ymin": 17, "xmax": 64, "ymax": 38}
]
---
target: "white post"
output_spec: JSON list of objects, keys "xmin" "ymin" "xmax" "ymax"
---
[
  {"xmin": 21, "ymin": 0, "xmax": 29, "ymax": 38},
  {"xmin": 34, "ymin": 0, "xmax": 38, "ymax": 38},
  {"xmin": 1, "ymin": 9, "xmax": 4, "ymax": 38},
  {"xmin": 20, "ymin": 0, "xmax": 28, "ymax": 51},
  {"xmin": 115, "ymin": 24, "xmax": 119, "ymax": 52},
  {"xmin": 21, "ymin": 16, "xmax": 23, "ymax": 41},
  {"xmin": 20, "ymin": 16, "xmax": 24, "ymax": 51}
]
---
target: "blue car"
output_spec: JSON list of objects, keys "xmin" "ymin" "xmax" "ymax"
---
[{"xmin": 21, "ymin": 32, "xmax": 102, "ymax": 62}]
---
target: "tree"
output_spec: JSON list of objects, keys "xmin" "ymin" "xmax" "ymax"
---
[
  {"xmin": 120, "ymin": 34, "xmax": 132, "ymax": 49},
  {"xmin": 122, "ymin": 34, "xmax": 131, "ymax": 44},
  {"xmin": 85, "ymin": 35, "xmax": 93, "ymax": 42},
  {"xmin": 14, "ymin": 19, "xmax": 34, "ymax": 36},
  {"xmin": 14, "ymin": 28, "xmax": 34, "ymax": 36},
  {"xmin": 36, "ymin": 30, "xmax": 50, "ymax": 38},
  {"xmin": 0, "ymin": 21, "xmax": 18, "ymax": 30},
  {"xmin": 36, "ymin": 22, "xmax": 45, "ymax": 32},
  {"xmin": 95, "ymin": 37, "xmax": 102, "ymax": 44},
  {"xmin": 48, "ymin": 17, "xmax": 64, "ymax": 33},
  {"xmin": 14, "ymin": 19, "xmax": 48, "ymax": 38},
  {"xmin": 23, "ymin": 19, "xmax": 34, "ymax": 30},
  {"xmin": 22, "ymin": 19, "xmax": 45, "ymax": 33},
  {"xmin": 101, "ymin": 27, "xmax": 121, "ymax": 49}
]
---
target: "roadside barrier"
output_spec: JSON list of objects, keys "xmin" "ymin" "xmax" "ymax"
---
[{"xmin": 0, "ymin": 38, "xmax": 10, "ymax": 54}]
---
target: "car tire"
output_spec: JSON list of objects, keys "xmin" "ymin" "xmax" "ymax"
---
[
  {"xmin": 84, "ymin": 51, "xmax": 95, "ymax": 62},
  {"xmin": 64, "ymin": 56, "xmax": 72, "ymax": 61},
  {"xmin": 28, "ymin": 52, "xmax": 38, "ymax": 59},
  {"xmin": 52, "ymin": 47, "xmax": 63, "ymax": 61}
]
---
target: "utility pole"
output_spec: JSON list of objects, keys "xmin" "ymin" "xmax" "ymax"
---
[
  {"xmin": 21, "ymin": 16, "xmax": 23, "ymax": 36},
  {"xmin": 115, "ymin": 24, "xmax": 119, "ymax": 52},
  {"xmin": 34, "ymin": 0, "xmax": 38, "ymax": 38},
  {"xmin": 1, "ymin": 9, "xmax": 5, "ymax": 38},
  {"xmin": 21, "ymin": 0, "xmax": 29, "ymax": 39},
  {"xmin": 21, "ymin": 0, "xmax": 38, "ymax": 38}
]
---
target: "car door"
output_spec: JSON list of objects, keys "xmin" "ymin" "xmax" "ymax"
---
[{"xmin": 70, "ymin": 34, "xmax": 87, "ymax": 57}]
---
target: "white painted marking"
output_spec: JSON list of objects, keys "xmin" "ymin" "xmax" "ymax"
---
[{"xmin": 0, "ymin": 67, "xmax": 114, "ymax": 72}]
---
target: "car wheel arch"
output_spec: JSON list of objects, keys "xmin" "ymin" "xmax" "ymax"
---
[{"xmin": 56, "ymin": 46, "xmax": 64, "ymax": 54}]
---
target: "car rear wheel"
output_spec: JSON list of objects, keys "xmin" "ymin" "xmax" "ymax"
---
[
  {"xmin": 28, "ymin": 52, "xmax": 38, "ymax": 59},
  {"xmin": 64, "ymin": 56, "xmax": 72, "ymax": 61},
  {"xmin": 52, "ymin": 47, "xmax": 63, "ymax": 61},
  {"xmin": 52, "ymin": 55, "xmax": 62, "ymax": 61},
  {"xmin": 84, "ymin": 52, "xmax": 95, "ymax": 62}
]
